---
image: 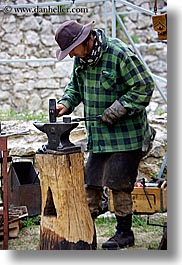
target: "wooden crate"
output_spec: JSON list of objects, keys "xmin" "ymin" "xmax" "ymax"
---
[
  {"xmin": 109, "ymin": 181, "xmax": 167, "ymax": 214},
  {"xmin": 0, "ymin": 206, "xmax": 28, "ymax": 238},
  {"xmin": 0, "ymin": 218, "xmax": 20, "ymax": 238}
]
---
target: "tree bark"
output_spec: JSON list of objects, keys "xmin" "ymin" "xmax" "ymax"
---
[{"xmin": 36, "ymin": 152, "xmax": 94, "ymax": 250}]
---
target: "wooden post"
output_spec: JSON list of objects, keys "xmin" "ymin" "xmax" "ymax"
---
[
  {"xmin": 35, "ymin": 152, "xmax": 94, "ymax": 250},
  {"xmin": 0, "ymin": 136, "xmax": 8, "ymax": 249}
]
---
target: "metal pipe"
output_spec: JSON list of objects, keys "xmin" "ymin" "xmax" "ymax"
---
[
  {"xmin": 0, "ymin": 58, "xmax": 73, "ymax": 64},
  {"xmin": 104, "ymin": 0, "xmax": 109, "ymax": 36},
  {"xmin": 151, "ymin": 74, "xmax": 167, "ymax": 84},
  {"xmin": 116, "ymin": 13, "xmax": 167, "ymax": 103},
  {"xmin": 116, "ymin": 0, "xmax": 155, "ymax": 16},
  {"xmin": 157, "ymin": 153, "xmax": 167, "ymax": 179},
  {"xmin": 0, "ymin": 0, "xmax": 105, "ymax": 9},
  {"xmin": 112, "ymin": 0, "xmax": 116, "ymax": 38}
]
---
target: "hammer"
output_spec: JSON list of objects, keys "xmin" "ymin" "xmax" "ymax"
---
[{"xmin": 49, "ymin": 99, "xmax": 101, "ymax": 123}]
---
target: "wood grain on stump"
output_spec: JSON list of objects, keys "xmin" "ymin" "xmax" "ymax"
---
[{"xmin": 36, "ymin": 152, "xmax": 94, "ymax": 250}]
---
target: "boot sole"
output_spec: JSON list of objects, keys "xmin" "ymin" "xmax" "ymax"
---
[{"xmin": 102, "ymin": 242, "xmax": 134, "ymax": 250}]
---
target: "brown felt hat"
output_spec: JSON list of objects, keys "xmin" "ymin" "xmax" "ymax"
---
[{"xmin": 55, "ymin": 20, "xmax": 94, "ymax": 61}]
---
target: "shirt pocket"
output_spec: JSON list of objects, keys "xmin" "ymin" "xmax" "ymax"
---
[{"xmin": 101, "ymin": 70, "xmax": 116, "ymax": 91}]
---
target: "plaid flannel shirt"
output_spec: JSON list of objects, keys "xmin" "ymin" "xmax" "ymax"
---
[{"xmin": 58, "ymin": 30, "xmax": 155, "ymax": 153}]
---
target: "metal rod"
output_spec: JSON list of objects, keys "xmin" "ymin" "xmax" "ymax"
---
[
  {"xmin": 0, "ymin": 0, "xmax": 105, "ymax": 9},
  {"xmin": 143, "ymin": 186, "xmax": 152, "ymax": 209},
  {"xmin": 0, "ymin": 56, "xmax": 167, "ymax": 85},
  {"xmin": 0, "ymin": 0, "xmax": 167, "ymax": 104},
  {"xmin": 72, "ymin": 115, "xmax": 102, "ymax": 122},
  {"xmin": 116, "ymin": 13, "xmax": 167, "ymax": 103},
  {"xmin": 151, "ymin": 74, "xmax": 167, "ymax": 84},
  {"xmin": 157, "ymin": 153, "xmax": 167, "ymax": 179},
  {"xmin": 104, "ymin": 0, "xmax": 109, "ymax": 36},
  {"xmin": 112, "ymin": 0, "xmax": 116, "ymax": 38},
  {"xmin": 116, "ymin": 0, "xmax": 155, "ymax": 16},
  {"xmin": 147, "ymin": 215, "xmax": 167, "ymax": 228},
  {"xmin": 0, "ymin": 58, "xmax": 74, "ymax": 64},
  {"xmin": 140, "ymin": 178, "xmax": 153, "ymax": 209}
]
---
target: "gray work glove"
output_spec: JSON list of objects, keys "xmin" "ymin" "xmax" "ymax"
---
[{"xmin": 101, "ymin": 100, "xmax": 127, "ymax": 126}]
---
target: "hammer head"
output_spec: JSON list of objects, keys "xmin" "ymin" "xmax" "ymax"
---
[
  {"xmin": 49, "ymin": 98, "xmax": 57, "ymax": 123},
  {"xmin": 33, "ymin": 119, "xmax": 81, "ymax": 154}
]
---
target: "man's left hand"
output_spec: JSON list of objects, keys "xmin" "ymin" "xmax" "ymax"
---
[{"xmin": 101, "ymin": 100, "xmax": 127, "ymax": 125}]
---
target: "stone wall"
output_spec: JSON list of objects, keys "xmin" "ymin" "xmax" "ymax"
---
[
  {"xmin": 0, "ymin": 0, "xmax": 167, "ymax": 116},
  {"xmin": 0, "ymin": 0, "xmax": 167, "ymax": 180}
]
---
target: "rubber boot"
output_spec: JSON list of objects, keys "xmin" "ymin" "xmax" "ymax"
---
[{"xmin": 102, "ymin": 214, "xmax": 134, "ymax": 249}]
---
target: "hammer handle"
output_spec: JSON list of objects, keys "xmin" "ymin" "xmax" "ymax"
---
[{"xmin": 72, "ymin": 115, "xmax": 102, "ymax": 122}]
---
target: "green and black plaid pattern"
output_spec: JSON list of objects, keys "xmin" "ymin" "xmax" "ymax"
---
[{"xmin": 58, "ymin": 29, "xmax": 154, "ymax": 153}]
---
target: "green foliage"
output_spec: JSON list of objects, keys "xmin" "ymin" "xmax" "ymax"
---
[
  {"xmin": 95, "ymin": 216, "xmax": 116, "ymax": 226},
  {"xmin": 21, "ymin": 218, "xmax": 35, "ymax": 228},
  {"xmin": 21, "ymin": 216, "xmax": 41, "ymax": 228},
  {"xmin": 132, "ymin": 215, "xmax": 146, "ymax": 227},
  {"xmin": 8, "ymin": 213, "xmax": 166, "ymax": 250},
  {"xmin": 0, "ymin": 110, "xmax": 47, "ymax": 122},
  {"xmin": 96, "ymin": 215, "xmax": 147, "ymax": 232},
  {"xmin": 131, "ymin": 35, "xmax": 139, "ymax": 44},
  {"xmin": 95, "ymin": 216, "xmax": 116, "ymax": 237}
]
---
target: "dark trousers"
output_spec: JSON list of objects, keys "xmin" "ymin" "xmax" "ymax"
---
[{"xmin": 84, "ymin": 149, "xmax": 142, "ymax": 216}]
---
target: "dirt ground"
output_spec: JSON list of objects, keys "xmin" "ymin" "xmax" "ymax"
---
[{"xmin": 4, "ymin": 212, "xmax": 167, "ymax": 251}]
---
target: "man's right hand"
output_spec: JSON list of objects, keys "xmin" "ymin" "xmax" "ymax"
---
[{"xmin": 56, "ymin": 104, "xmax": 68, "ymax": 117}]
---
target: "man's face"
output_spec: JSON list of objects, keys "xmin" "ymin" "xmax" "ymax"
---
[{"xmin": 69, "ymin": 44, "xmax": 87, "ymax": 58}]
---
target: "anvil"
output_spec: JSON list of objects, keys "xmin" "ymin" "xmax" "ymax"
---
[{"xmin": 33, "ymin": 119, "xmax": 81, "ymax": 154}]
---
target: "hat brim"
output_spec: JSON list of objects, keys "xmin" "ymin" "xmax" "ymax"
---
[{"xmin": 56, "ymin": 21, "xmax": 94, "ymax": 61}]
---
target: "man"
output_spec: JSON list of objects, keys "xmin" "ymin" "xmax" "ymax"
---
[{"xmin": 55, "ymin": 20, "xmax": 155, "ymax": 249}]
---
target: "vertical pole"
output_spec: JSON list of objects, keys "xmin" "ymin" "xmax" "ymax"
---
[
  {"xmin": 104, "ymin": 0, "xmax": 108, "ymax": 36},
  {"xmin": 112, "ymin": 0, "xmax": 116, "ymax": 38},
  {"xmin": 0, "ymin": 136, "xmax": 8, "ymax": 249}
]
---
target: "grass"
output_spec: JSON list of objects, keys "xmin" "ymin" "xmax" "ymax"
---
[
  {"xmin": 0, "ymin": 110, "xmax": 47, "ymax": 122},
  {"xmin": 6, "ymin": 213, "xmax": 166, "ymax": 250},
  {"xmin": 95, "ymin": 216, "xmax": 116, "ymax": 237},
  {"xmin": 21, "ymin": 216, "xmax": 41, "ymax": 228},
  {"xmin": 95, "ymin": 214, "xmax": 167, "ymax": 250}
]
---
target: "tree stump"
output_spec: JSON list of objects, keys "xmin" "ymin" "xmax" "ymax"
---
[{"xmin": 35, "ymin": 152, "xmax": 94, "ymax": 250}]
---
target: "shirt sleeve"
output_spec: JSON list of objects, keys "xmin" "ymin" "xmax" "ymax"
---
[{"xmin": 118, "ymin": 53, "xmax": 155, "ymax": 116}]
